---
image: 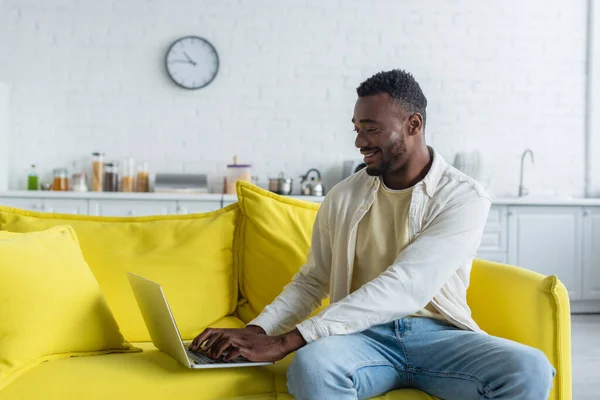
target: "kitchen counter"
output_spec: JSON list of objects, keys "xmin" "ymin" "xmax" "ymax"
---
[
  {"xmin": 3, "ymin": 191, "xmax": 600, "ymax": 206},
  {"xmin": 221, "ymin": 193, "xmax": 325, "ymax": 203},
  {"xmin": 491, "ymin": 197, "xmax": 600, "ymax": 206},
  {"xmin": 0, "ymin": 191, "xmax": 325, "ymax": 203}
]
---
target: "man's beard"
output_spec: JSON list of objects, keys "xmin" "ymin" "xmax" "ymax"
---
[
  {"xmin": 365, "ymin": 160, "xmax": 391, "ymax": 176},
  {"xmin": 365, "ymin": 136, "xmax": 407, "ymax": 177}
]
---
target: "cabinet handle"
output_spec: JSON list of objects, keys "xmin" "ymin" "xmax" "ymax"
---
[
  {"xmin": 584, "ymin": 210, "xmax": 590, "ymax": 217},
  {"xmin": 507, "ymin": 210, "xmax": 514, "ymax": 217},
  {"xmin": 127, "ymin": 210, "xmax": 134, "ymax": 216}
]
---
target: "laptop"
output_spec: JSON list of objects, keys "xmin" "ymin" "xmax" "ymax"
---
[{"xmin": 127, "ymin": 272, "xmax": 273, "ymax": 369}]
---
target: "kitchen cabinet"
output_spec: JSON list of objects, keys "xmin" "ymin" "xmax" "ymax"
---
[
  {"xmin": 476, "ymin": 252, "xmax": 508, "ymax": 264},
  {"xmin": 0, "ymin": 197, "xmax": 43, "ymax": 211},
  {"xmin": 176, "ymin": 200, "xmax": 222, "ymax": 214},
  {"xmin": 583, "ymin": 208, "xmax": 600, "ymax": 299},
  {"xmin": 90, "ymin": 200, "xmax": 177, "ymax": 217},
  {"xmin": 476, "ymin": 205, "xmax": 508, "ymax": 263},
  {"xmin": 508, "ymin": 206, "xmax": 583, "ymax": 301},
  {"xmin": 0, "ymin": 197, "xmax": 87, "ymax": 214},
  {"xmin": 41, "ymin": 199, "xmax": 88, "ymax": 214}
]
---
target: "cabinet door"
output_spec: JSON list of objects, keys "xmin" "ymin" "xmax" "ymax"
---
[
  {"xmin": 477, "ymin": 205, "xmax": 508, "ymax": 256},
  {"xmin": 90, "ymin": 200, "xmax": 176, "ymax": 217},
  {"xmin": 41, "ymin": 199, "xmax": 88, "ymax": 215},
  {"xmin": 476, "ymin": 252, "xmax": 508, "ymax": 264},
  {"xmin": 583, "ymin": 208, "xmax": 600, "ymax": 299},
  {"xmin": 0, "ymin": 197, "xmax": 43, "ymax": 211},
  {"xmin": 176, "ymin": 200, "xmax": 222, "ymax": 214},
  {"xmin": 508, "ymin": 206, "xmax": 582, "ymax": 300}
]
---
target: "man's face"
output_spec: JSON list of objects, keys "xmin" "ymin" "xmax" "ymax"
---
[{"xmin": 352, "ymin": 93, "xmax": 411, "ymax": 176}]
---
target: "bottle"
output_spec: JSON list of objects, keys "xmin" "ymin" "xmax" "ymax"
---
[
  {"xmin": 121, "ymin": 157, "xmax": 135, "ymax": 192},
  {"xmin": 27, "ymin": 164, "xmax": 39, "ymax": 190},
  {"xmin": 91, "ymin": 152, "xmax": 104, "ymax": 192}
]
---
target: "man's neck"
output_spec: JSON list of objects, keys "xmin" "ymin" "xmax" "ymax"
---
[{"xmin": 382, "ymin": 147, "xmax": 433, "ymax": 190}]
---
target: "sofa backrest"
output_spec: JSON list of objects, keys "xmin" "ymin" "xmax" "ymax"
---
[{"xmin": 0, "ymin": 205, "xmax": 239, "ymax": 343}]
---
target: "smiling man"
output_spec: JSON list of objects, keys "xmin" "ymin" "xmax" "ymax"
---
[{"xmin": 191, "ymin": 69, "xmax": 555, "ymax": 400}]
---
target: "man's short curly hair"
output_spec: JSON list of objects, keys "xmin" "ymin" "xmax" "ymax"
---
[{"xmin": 356, "ymin": 69, "xmax": 427, "ymax": 126}]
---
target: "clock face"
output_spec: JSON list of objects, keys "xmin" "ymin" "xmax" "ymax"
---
[{"xmin": 165, "ymin": 36, "xmax": 219, "ymax": 90}]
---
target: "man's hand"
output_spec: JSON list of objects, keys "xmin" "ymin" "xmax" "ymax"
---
[{"xmin": 189, "ymin": 326, "xmax": 306, "ymax": 363}]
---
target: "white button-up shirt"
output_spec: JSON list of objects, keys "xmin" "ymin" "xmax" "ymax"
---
[{"xmin": 249, "ymin": 147, "xmax": 492, "ymax": 342}]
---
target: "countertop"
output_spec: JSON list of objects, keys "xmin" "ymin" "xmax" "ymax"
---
[
  {"xmin": 0, "ymin": 191, "xmax": 325, "ymax": 203},
  {"xmin": 2, "ymin": 190, "xmax": 600, "ymax": 206},
  {"xmin": 490, "ymin": 197, "xmax": 600, "ymax": 206}
]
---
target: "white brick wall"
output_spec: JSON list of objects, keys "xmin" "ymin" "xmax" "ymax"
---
[{"xmin": 0, "ymin": 0, "xmax": 588, "ymax": 196}]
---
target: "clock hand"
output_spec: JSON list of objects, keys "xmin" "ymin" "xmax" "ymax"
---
[
  {"xmin": 170, "ymin": 60, "xmax": 194, "ymax": 64},
  {"xmin": 183, "ymin": 52, "xmax": 197, "ymax": 66}
]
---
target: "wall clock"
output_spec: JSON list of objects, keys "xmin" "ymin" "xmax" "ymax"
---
[{"xmin": 165, "ymin": 36, "xmax": 219, "ymax": 90}]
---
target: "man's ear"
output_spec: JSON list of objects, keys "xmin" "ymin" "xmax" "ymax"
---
[{"xmin": 408, "ymin": 113, "xmax": 423, "ymax": 136}]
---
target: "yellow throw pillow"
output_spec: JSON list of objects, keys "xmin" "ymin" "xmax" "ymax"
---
[
  {"xmin": 234, "ymin": 181, "xmax": 325, "ymax": 322},
  {"xmin": 0, "ymin": 226, "xmax": 138, "ymax": 391},
  {"xmin": 0, "ymin": 205, "xmax": 239, "ymax": 342}
]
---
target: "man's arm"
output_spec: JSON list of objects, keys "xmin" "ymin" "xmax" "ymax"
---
[
  {"xmin": 189, "ymin": 196, "xmax": 333, "ymax": 361},
  {"xmin": 296, "ymin": 192, "xmax": 491, "ymax": 342},
  {"xmin": 246, "ymin": 195, "xmax": 333, "ymax": 335}
]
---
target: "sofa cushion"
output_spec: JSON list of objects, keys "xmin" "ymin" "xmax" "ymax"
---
[
  {"xmin": 233, "ymin": 182, "xmax": 321, "ymax": 323},
  {"xmin": 0, "ymin": 226, "xmax": 138, "ymax": 392},
  {"xmin": 0, "ymin": 205, "xmax": 239, "ymax": 342},
  {"xmin": 0, "ymin": 316, "xmax": 275, "ymax": 400}
]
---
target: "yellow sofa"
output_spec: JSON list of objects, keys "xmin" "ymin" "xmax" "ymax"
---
[{"xmin": 0, "ymin": 183, "xmax": 572, "ymax": 400}]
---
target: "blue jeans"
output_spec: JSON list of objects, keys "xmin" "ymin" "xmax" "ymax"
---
[{"xmin": 287, "ymin": 317, "xmax": 555, "ymax": 400}]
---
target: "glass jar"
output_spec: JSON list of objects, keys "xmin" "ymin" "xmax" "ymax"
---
[
  {"xmin": 103, "ymin": 162, "xmax": 119, "ymax": 192},
  {"xmin": 226, "ymin": 163, "xmax": 252, "ymax": 194},
  {"xmin": 135, "ymin": 162, "xmax": 149, "ymax": 192},
  {"xmin": 121, "ymin": 157, "xmax": 135, "ymax": 192},
  {"xmin": 91, "ymin": 152, "xmax": 104, "ymax": 192},
  {"xmin": 52, "ymin": 168, "xmax": 69, "ymax": 191},
  {"xmin": 72, "ymin": 173, "xmax": 88, "ymax": 192}
]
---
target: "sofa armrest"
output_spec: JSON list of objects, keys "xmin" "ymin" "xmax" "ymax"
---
[{"xmin": 467, "ymin": 259, "xmax": 572, "ymax": 400}]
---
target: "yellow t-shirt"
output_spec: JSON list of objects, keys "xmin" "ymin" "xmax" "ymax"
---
[{"xmin": 351, "ymin": 182, "xmax": 444, "ymax": 320}]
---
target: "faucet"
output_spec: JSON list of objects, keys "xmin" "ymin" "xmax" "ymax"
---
[{"xmin": 518, "ymin": 149, "xmax": 534, "ymax": 197}]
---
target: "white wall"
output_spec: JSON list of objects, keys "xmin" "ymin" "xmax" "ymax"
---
[
  {"xmin": 0, "ymin": 0, "xmax": 588, "ymax": 196},
  {"xmin": 589, "ymin": 0, "xmax": 600, "ymax": 197}
]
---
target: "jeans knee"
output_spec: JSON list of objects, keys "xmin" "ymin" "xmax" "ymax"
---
[
  {"xmin": 504, "ymin": 348, "xmax": 555, "ymax": 399},
  {"xmin": 288, "ymin": 342, "xmax": 330, "ymax": 381},
  {"xmin": 286, "ymin": 339, "xmax": 344, "ymax": 396}
]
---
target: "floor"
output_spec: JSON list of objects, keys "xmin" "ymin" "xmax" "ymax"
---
[{"xmin": 572, "ymin": 314, "xmax": 600, "ymax": 399}]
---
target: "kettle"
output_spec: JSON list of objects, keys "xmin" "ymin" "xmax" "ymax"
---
[{"xmin": 300, "ymin": 168, "xmax": 325, "ymax": 196}]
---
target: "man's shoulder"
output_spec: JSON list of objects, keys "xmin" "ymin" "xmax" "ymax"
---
[
  {"xmin": 435, "ymin": 163, "xmax": 491, "ymax": 204},
  {"xmin": 321, "ymin": 169, "xmax": 369, "ymax": 207}
]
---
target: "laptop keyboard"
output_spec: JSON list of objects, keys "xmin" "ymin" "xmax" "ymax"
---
[{"xmin": 187, "ymin": 348, "xmax": 247, "ymax": 364}]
